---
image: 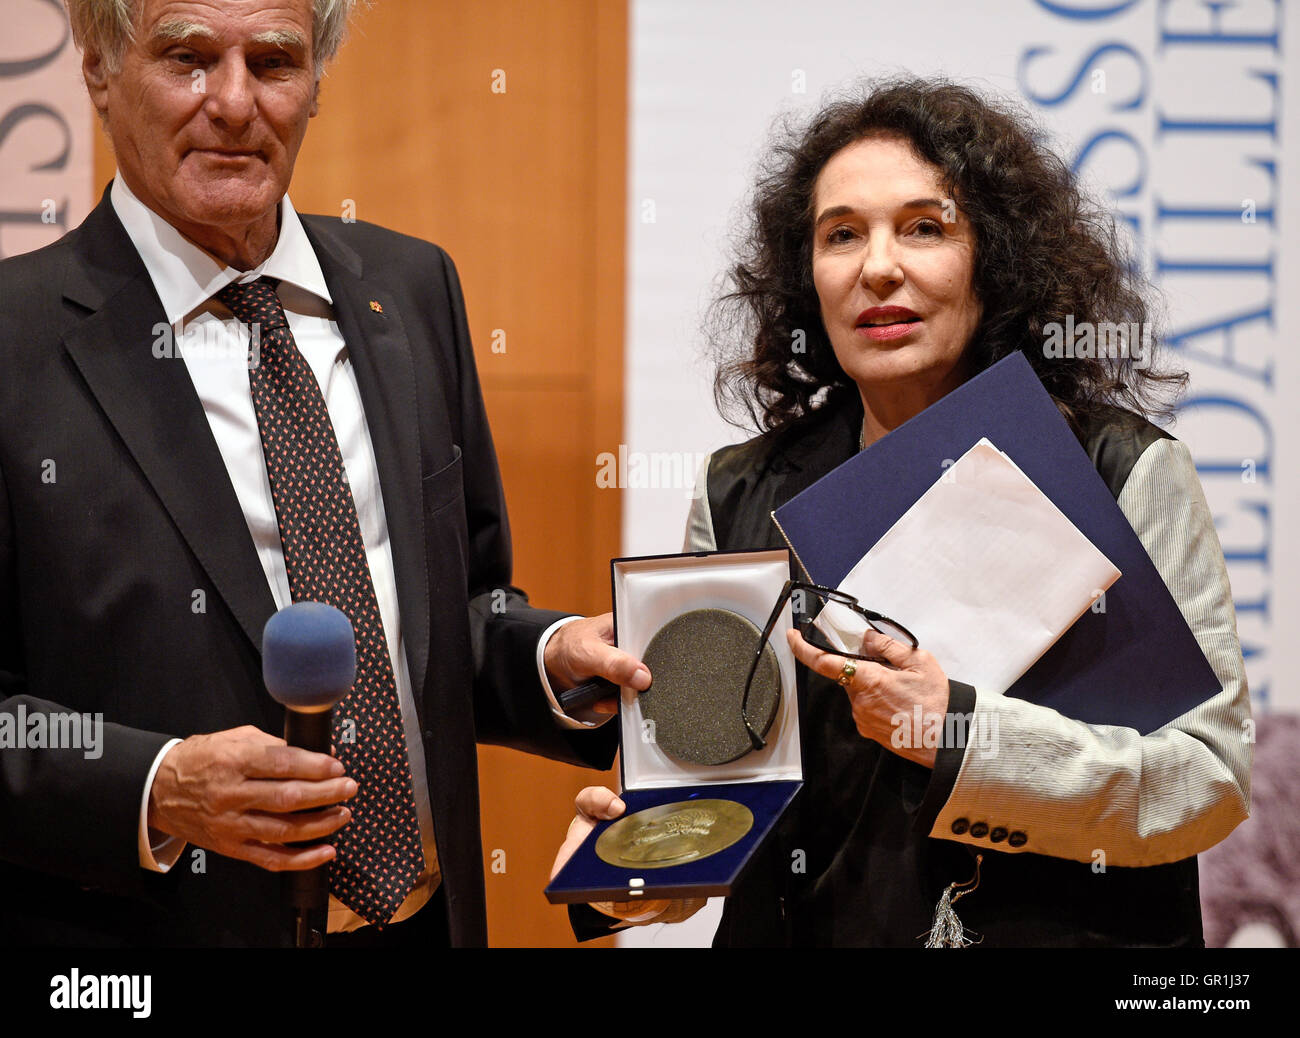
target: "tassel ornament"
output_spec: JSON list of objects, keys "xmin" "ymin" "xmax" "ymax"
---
[{"xmin": 923, "ymin": 853, "xmax": 983, "ymax": 948}]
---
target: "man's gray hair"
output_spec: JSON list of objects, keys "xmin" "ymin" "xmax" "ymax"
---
[{"xmin": 64, "ymin": 0, "xmax": 358, "ymax": 74}]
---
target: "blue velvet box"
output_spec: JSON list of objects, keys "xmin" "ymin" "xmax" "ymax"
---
[{"xmin": 546, "ymin": 549, "xmax": 803, "ymax": 904}]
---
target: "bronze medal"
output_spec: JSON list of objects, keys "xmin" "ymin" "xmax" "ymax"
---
[{"xmin": 595, "ymin": 799, "xmax": 754, "ymax": 868}]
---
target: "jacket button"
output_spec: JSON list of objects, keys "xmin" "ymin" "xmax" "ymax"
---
[
  {"xmin": 423, "ymin": 730, "xmax": 434, "ymax": 741},
  {"xmin": 990, "ymin": 826, "xmax": 1008, "ymax": 843},
  {"xmin": 969, "ymin": 821, "xmax": 989, "ymax": 838},
  {"xmin": 1008, "ymin": 830, "xmax": 1027, "ymax": 847},
  {"xmin": 950, "ymin": 818, "xmax": 970, "ymax": 835}
]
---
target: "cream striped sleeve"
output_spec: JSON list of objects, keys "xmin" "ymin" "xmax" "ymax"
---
[
  {"xmin": 928, "ymin": 437, "xmax": 1252, "ymax": 865},
  {"xmin": 684, "ymin": 453, "xmax": 717, "ymax": 552}
]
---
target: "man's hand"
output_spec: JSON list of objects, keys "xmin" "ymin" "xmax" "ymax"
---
[
  {"xmin": 544, "ymin": 612, "xmax": 651, "ymax": 701},
  {"xmin": 147, "ymin": 725, "xmax": 357, "ymax": 872}
]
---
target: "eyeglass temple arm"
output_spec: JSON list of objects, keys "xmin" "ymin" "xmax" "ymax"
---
[{"xmin": 742, "ymin": 581, "xmax": 795, "ymax": 751}]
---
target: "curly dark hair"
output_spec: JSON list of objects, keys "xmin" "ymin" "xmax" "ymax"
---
[{"xmin": 710, "ymin": 76, "xmax": 1186, "ymax": 433}]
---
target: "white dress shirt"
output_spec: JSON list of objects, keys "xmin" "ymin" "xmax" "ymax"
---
[{"xmin": 110, "ymin": 176, "xmax": 590, "ymax": 933}]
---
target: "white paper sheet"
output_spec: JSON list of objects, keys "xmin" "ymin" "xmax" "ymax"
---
[{"xmin": 814, "ymin": 438, "xmax": 1121, "ymax": 694}]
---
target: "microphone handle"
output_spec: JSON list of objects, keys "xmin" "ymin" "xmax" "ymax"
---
[
  {"xmin": 285, "ymin": 709, "xmax": 332, "ymax": 755},
  {"xmin": 283, "ymin": 708, "xmax": 334, "ymax": 947}
]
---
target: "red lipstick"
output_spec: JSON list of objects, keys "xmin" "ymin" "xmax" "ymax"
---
[{"xmin": 855, "ymin": 306, "xmax": 921, "ymax": 341}]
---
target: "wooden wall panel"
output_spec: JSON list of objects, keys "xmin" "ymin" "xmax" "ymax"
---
[{"xmin": 93, "ymin": 0, "xmax": 626, "ymax": 947}]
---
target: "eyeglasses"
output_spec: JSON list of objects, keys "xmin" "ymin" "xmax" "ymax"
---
[{"xmin": 741, "ymin": 579, "xmax": 919, "ymax": 750}]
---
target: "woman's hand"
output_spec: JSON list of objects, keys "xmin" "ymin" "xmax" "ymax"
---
[{"xmin": 786, "ymin": 627, "xmax": 951, "ymax": 768}]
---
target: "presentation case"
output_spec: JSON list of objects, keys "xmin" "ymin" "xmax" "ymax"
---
[{"xmin": 545, "ymin": 548, "xmax": 803, "ymax": 904}]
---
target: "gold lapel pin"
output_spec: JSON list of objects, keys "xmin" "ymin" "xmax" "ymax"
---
[{"xmin": 369, "ymin": 300, "xmax": 384, "ymax": 314}]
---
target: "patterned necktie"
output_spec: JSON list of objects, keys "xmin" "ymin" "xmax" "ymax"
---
[{"xmin": 218, "ymin": 276, "xmax": 425, "ymax": 926}]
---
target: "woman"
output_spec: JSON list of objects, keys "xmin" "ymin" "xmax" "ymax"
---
[{"xmin": 558, "ymin": 77, "xmax": 1250, "ymax": 947}]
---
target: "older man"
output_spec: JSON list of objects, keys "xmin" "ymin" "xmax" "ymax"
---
[{"xmin": 0, "ymin": 0, "xmax": 643, "ymax": 947}]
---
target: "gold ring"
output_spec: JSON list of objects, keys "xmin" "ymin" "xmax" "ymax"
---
[{"xmin": 836, "ymin": 659, "xmax": 857, "ymax": 687}]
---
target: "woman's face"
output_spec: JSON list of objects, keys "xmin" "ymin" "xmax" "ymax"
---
[{"xmin": 810, "ymin": 136, "xmax": 982, "ymax": 402}]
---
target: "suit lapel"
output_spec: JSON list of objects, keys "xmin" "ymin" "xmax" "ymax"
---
[
  {"xmin": 301, "ymin": 217, "xmax": 431, "ymax": 711},
  {"xmin": 60, "ymin": 198, "xmax": 278, "ymax": 652},
  {"xmin": 59, "ymin": 199, "xmax": 433, "ymax": 699}
]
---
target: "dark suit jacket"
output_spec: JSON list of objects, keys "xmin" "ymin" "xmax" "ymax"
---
[{"xmin": 0, "ymin": 191, "xmax": 615, "ymax": 946}]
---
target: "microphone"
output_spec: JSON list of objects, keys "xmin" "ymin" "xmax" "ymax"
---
[{"xmin": 262, "ymin": 601, "xmax": 357, "ymax": 948}]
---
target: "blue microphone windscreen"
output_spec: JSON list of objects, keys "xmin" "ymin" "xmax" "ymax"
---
[{"xmin": 262, "ymin": 602, "xmax": 357, "ymax": 710}]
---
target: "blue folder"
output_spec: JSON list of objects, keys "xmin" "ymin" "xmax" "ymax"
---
[{"xmin": 771, "ymin": 352, "xmax": 1221, "ymax": 735}]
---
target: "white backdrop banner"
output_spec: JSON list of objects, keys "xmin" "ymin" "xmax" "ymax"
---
[{"xmin": 623, "ymin": 0, "xmax": 1297, "ymax": 946}]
